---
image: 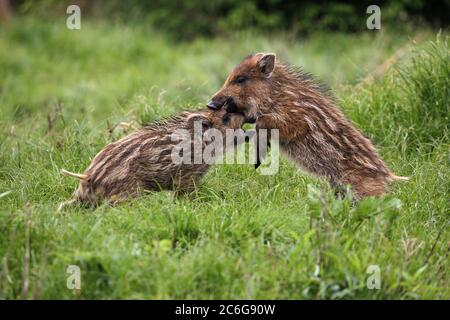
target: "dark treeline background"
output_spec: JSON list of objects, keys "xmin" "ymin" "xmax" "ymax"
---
[{"xmin": 1, "ymin": 0, "xmax": 449, "ymax": 39}]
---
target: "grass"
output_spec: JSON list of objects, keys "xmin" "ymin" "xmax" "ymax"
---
[{"xmin": 0, "ymin": 17, "xmax": 448, "ymax": 299}]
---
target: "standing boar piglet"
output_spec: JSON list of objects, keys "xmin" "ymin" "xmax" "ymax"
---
[
  {"xmin": 207, "ymin": 53, "xmax": 408, "ymax": 199},
  {"xmin": 59, "ymin": 109, "xmax": 245, "ymax": 209}
]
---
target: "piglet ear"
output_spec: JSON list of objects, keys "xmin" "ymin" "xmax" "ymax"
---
[
  {"xmin": 186, "ymin": 113, "xmax": 212, "ymax": 131},
  {"xmin": 256, "ymin": 53, "xmax": 276, "ymax": 78}
]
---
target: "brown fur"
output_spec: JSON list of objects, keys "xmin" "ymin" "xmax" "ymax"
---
[
  {"xmin": 208, "ymin": 53, "xmax": 408, "ymax": 199},
  {"xmin": 59, "ymin": 109, "xmax": 245, "ymax": 209}
]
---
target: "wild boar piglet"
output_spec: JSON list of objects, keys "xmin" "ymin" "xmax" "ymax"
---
[
  {"xmin": 59, "ymin": 109, "xmax": 246, "ymax": 209},
  {"xmin": 208, "ymin": 53, "xmax": 408, "ymax": 199}
]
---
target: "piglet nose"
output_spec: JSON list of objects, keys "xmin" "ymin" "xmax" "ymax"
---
[{"xmin": 207, "ymin": 100, "xmax": 219, "ymax": 110}]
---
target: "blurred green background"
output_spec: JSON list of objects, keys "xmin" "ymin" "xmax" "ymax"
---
[{"xmin": 5, "ymin": 0, "xmax": 448, "ymax": 39}]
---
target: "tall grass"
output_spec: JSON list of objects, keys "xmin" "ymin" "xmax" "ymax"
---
[{"xmin": 342, "ymin": 33, "xmax": 449, "ymax": 154}]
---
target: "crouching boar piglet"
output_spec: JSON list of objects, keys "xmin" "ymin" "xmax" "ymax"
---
[{"xmin": 59, "ymin": 109, "xmax": 246, "ymax": 209}]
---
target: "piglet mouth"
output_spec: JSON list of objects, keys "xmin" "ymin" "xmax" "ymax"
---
[
  {"xmin": 225, "ymin": 100, "xmax": 257, "ymax": 124},
  {"xmin": 245, "ymin": 116, "xmax": 256, "ymax": 124},
  {"xmin": 224, "ymin": 98, "xmax": 238, "ymax": 113}
]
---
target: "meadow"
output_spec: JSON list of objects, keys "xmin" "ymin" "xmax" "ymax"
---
[{"xmin": 0, "ymin": 17, "xmax": 448, "ymax": 299}]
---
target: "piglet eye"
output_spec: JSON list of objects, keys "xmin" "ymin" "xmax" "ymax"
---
[{"xmin": 236, "ymin": 76, "xmax": 247, "ymax": 84}]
